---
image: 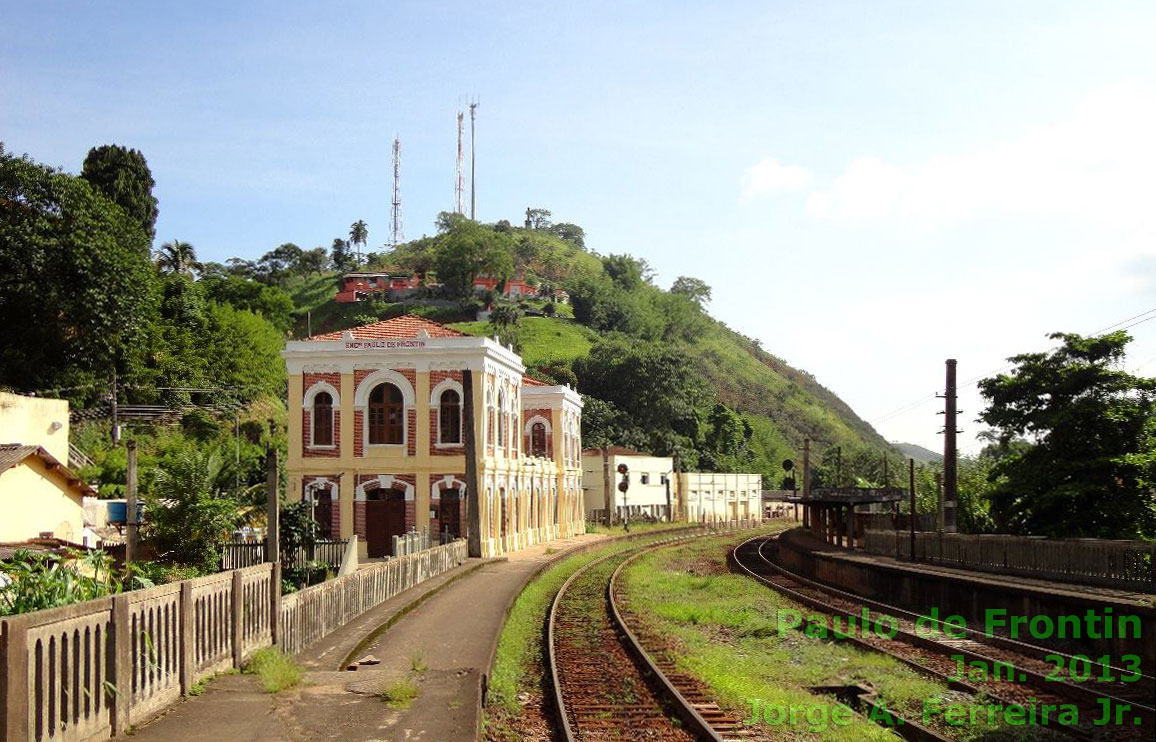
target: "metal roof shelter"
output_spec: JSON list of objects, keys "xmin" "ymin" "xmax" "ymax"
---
[{"xmin": 782, "ymin": 487, "xmax": 907, "ymax": 549}]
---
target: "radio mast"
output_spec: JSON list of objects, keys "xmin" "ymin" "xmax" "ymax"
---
[
  {"xmin": 455, "ymin": 111, "xmax": 465, "ymax": 215},
  {"xmin": 469, "ymin": 100, "xmax": 478, "ymax": 220},
  {"xmin": 390, "ymin": 134, "xmax": 404, "ymax": 248}
]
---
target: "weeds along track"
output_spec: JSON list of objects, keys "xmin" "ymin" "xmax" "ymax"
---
[
  {"xmin": 732, "ymin": 535, "xmax": 1156, "ymax": 741},
  {"xmin": 548, "ymin": 534, "xmax": 748, "ymax": 742}
]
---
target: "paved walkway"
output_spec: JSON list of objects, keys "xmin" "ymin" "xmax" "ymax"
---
[{"xmin": 129, "ymin": 532, "xmax": 607, "ymax": 742}]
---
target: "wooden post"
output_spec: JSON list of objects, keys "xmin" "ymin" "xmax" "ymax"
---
[
  {"xmin": 463, "ymin": 369, "xmax": 482, "ymax": 558},
  {"xmin": 270, "ymin": 561, "xmax": 282, "ymax": 646},
  {"xmin": 111, "ymin": 594, "xmax": 132, "ymax": 734},
  {"xmin": 265, "ymin": 448, "xmax": 279, "ymax": 564},
  {"xmin": 908, "ymin": 458, "xmax": 916, "ymax": 561},
  {"xmin": 602, "ymin": 446, "xmax": 612, "ymax": 527},
  {"xmin": 126, "ymin": 440, "xmax": 138, "ymax": 566},
  {"xmin": 179, "ymin": 581, "xmax": 194, "ymax": 694},
  {"xmin": 2, "ymin": 616, "xmax": 30, "ymax": 742}
]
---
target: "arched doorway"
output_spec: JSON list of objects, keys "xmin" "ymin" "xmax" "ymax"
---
[
  {"xmin": 439, "ymin": 489, "xmax": 461, "ymax": 540},
  {"xmin": 365, "ymin": 487, "xmax": 406, "ymax": 557}
]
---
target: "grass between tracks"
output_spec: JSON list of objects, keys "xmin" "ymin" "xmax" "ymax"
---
[
  {"xmin": 485, "ymin": 525, "xmax": 756, "ymax": 739},
  {"xmin": 620, "ymin": 530, "xmax": 1061, "ymax": 741}
]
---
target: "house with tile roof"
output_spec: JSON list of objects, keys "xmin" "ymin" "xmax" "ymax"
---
[
  {"xmin": 283, "ymin": 315, "xmax": 584, "ymax": 559},
  {"xmin": 0, "ymin": 444, "xmax": 91, "ymax": 543}
]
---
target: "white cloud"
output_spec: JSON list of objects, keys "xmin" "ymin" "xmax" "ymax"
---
[
  {"xmin": 806, "ymin": 85, "xmax": 1156, "ymax": 231},
  {"xmin": 740, "ymin": 157, "xmax": 813, "ymax": 200}
]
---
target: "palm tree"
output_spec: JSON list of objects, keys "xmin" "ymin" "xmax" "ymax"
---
[
  {"xmin": 156, "ymin": 240, "xmax": 201, "ymax": 278},
  {"xmin": 349, "ymin": 220, "xmax": 368, "ymax": 264}
]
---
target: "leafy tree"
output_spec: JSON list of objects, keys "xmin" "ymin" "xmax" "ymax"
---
[
  {"xmin": 978, "ymin": 331, "xmax": 1156, "ymax": 538},
  {"xmin": 205, "ymin": 303, "xmax": 288, "ymax": 399},
  {"xmin": 258, "ymin": 243, "xmax": 303, "ymax": 284},
  {"xmin": 549, "ymin": 222, "xmax": 585, "ymax": 248},
  {"xmin": 0, "ymin": 147, "xmax": 158, "ymax": 394},
  {"xmin": 198, "ymin": 274, "xmax": 294, "ymax": 333},
  {"xmin": 80, "ymin": 144, "xmax": 159, "ymax": 244},
  {"xmin": 601, "ymin": 254, "xmax": 650, "ymax": 289},
  {"xmin": 655, "ymin": 291, "xmax": 709, "ymax": 342},
  {"xmin": 348, "ymin": 219, "xmax": 368, "ymax": 261},
  {"xmin": 331, "ymin": 238, "xmax": 356, "ymax": 272},
  {"xmin": 488, "ymin": 304, "xmax": 524, "ymax": 351},
  {"xmin": 435, "ymin": 221, "xmax": 514, "ymax": 297},
  {"xmin": 580, "ymin": 396, "xmax": 649, "ymax": 451},
  {"xmin": 143, "ymin": 445, "xmax": 243, "ymax": 573},
  {"xmin": 670, "ymin": 276, "xmax": 712, "ymax": 308},
  {"xmin": 575, "ymin": 335, "xmax": 705, "ymax": 455},
  {"xmin": 435, "ymin": 211, "xmax": 468, "ymax": 233},
  {"xmin": 524, "ymin": 207, "xmax": 552, "ymax": 229},
  {"xmin": 156, "ymin": 239, "xmax": 201, "ymax": 277},
  {"xmin": 296, "ymin": 246, "xmax": 329, "ymax": 275}
]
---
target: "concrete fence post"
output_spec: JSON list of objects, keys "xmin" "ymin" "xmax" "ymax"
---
[
  {"xmin": 270, "ymin": 561, "xmax": 282, "ymax": 646},
  {"xmin": 111, "ymin": 594, "xmax": 132, "ymax": 735},
  {"xmin": 2, "ymin": 617, "xmax": 30, "ymax": 742},
  {"xmin": 231, "ymin": 570, "xmax": 244, "ymax": 668},
  {"xmin": 179, "ymin": 581, "xmax": 194, "ymax": 695}
]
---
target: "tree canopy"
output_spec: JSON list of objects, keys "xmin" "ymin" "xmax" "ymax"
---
[
  {"xmin": 80, "ymin": 144, "xmax": 159, "ymax": 244},
  {"xmin": 978, "ymin": 331, "xmax": 1156, "ymax": 539}
]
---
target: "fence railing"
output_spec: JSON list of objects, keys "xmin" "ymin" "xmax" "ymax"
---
[
  {"xmin": 1, "ymin": 540, "xmax": 468, "ymax": 742},
  {"xmin": 220, "ymin": 539, "xmax": 349, "ymax": 572},
  {"xmin": 862, "ymin": 530, "xmax": 1156, "ymax": 592},
  {"xmin": 279, "ymin": 539, "xmax": 467, "ymax": 654}
]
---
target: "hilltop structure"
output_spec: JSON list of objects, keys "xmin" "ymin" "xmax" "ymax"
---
[{"xmin": 283, "ymin": 315, "xmax": 584, "ymax": 559}]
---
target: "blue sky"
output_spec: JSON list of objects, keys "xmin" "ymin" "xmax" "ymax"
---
[{"xmin": 4, "ymin": 1, "xmax": 1155, "ymax": 451}]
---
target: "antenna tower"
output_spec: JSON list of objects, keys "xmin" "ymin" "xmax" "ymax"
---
[
  {"xmin": 391, "ymin": 135, "xmax": 404, "ymax": 247},
  {"xmin": 469, "ymin": 100, "xmax": 478, "ymax": 220},
  {"xmin": 455, "ymin": 111, "xmax": 465, "ymax": 215}
]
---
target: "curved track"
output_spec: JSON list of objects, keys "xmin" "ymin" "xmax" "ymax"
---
[
  {"xmin": 548, "ymin": 534, "xmax": 748, "ymax": 741},
  {"xmin": 732, "ymin": 534, "xmax": 1156, "ymax": 741}
]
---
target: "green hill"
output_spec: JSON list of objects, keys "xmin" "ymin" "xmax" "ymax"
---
[{"xmin": 282, "ymin": 219, "xmax": 894, "ymax": 485}]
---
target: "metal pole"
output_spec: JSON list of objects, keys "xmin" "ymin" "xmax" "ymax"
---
[
  {"xmin": 943, "ymin": 358, "xmax": 959, "ymax": 532},
  {"xmin": 469, "ymin": 101, "xmax": 477, "ymax": 220},
  {"xmin": 126, "ymin": 440, "xmax": 138, "ymax": 565},
  {"xmin": 463, "ymin": 369, "xmax": 482, "ymax": 558},
  {"xmin": 802, "ymin": 438, "xmax": 811, "ymax": 528},
  {"xmin": 908, "ymin": 458, "xmax": 916, "ymax": 561}
]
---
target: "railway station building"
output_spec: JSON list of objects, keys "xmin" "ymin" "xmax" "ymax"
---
[{"xmin": 283, "ymin": 315, "xmax": 585, "ymax": 559}]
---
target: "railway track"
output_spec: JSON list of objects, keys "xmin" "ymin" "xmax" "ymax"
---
[
  {"xmin": 547, "ymin": 534, "xmax": 749, "ymax": 741},
  {"xmin": 732, "ymin": 534, "xmax": 1156, "ymax": 741}
]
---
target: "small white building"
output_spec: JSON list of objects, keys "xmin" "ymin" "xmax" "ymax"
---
[
  {"xmin": 581, "ymin": 448, "xmax": 675, "ymax": 522},
  {"xmin": 680, "ymin": 472, "xmax": 763, "ymax": 523}
]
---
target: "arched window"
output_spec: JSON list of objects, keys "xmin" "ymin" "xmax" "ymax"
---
[
  {"xmin": 531, "ymin": 422, "xmax": 547, "ymax": 457},
  {"xmin": 439, "ymin": 389, "xmax": 461, "ymax": 444},
  {"xmin": 313, "ymin": 391, "xmax": 333, "ymax": 446},
  {"xmin": 369, "ymin": 383, "xmax": 404, "ymax": 444}
]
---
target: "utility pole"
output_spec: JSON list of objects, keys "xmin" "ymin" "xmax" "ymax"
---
[
  {"xmin": 391, "ymin": 135, "xmax": 404, "ymax": 248},
  {"xmin": 601, "ymin": 445, "xmax": 613, "ymax": 527},
  {"xmin": 941, "ymin": 358, "xmax": 959, "ymax": 532},
  {"xmin": 802, "ymin": 438, "xmax": 811, "ymax": 529},
  {"xmin": 265, "ymin": 446, "xmax": 279, "ymax": 564},
  {"xmin": 463, "ymin": 369, "xmax": 481, "ymax": 558},
  {"xmin": 125, "ymin": 440, "xmax": 138, "ymax": 565},
  {"xmin": 835, "ymin": 446, "xmax": 842, "ymax": 488},
  {"xmin": 469, "ymin": 101, "xmax": 478, "ymax": 220},
  {"xmin": 935, "ymin": 471, "xmax": 944, "ymax": 532},
  {"xmin": 908, "ymin": 458, "xmax": 916, "ymax": 561}
]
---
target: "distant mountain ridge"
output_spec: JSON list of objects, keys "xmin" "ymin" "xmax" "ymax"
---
[{"xmin": 892, "ymin": 441, "xmax": 943, "ymax": 464}]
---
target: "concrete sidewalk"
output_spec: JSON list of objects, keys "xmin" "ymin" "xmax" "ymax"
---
[{"xmin": 128, "ymin": 533, "xmax": 606, "ymax": 742}]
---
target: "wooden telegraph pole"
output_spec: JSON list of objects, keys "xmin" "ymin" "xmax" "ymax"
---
[
  {"xmin": 265, "ymin": 447, "xmax": 279, "ymax": 564},
  {"xmin": 463, "ymin": 369, "xmax": 482, "ymax": 558},
  {"xmin": 125, "ymin": 440, "xmax": 138, "ymax": 565}
]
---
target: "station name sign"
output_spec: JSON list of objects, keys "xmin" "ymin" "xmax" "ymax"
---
[{"xmin": 344, "ymin": 339, "xmax": 427, "ymax": 350}]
